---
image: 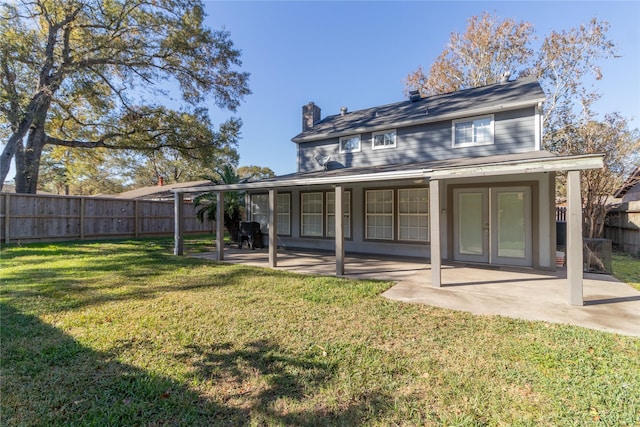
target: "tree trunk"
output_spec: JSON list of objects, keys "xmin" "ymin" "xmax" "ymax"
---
[
  {"xmin": 0, "ymin": 133, "xmax": 22, "ymax": 190},
  {"xmin": 15, "ymin": 124, "xmax": 47, "ymax": 194},
  {"xmin": 0, "ymin": 91, "xmax": 54, "ymax": 191}
]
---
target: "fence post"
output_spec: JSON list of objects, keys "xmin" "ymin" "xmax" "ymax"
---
[
  {"xmin": 174, "ymin": 192, "xmax": 184, "ymax": 255},
  {"xmin": 134, "ymin": 200, "xmax": 139, "ymax": 238},
  {"xmin": 79, "ymin": 196, "xmax": 85, "ymax": 240},
  {"xmin": 4, "ymin": 193, "xmax": 10, "ymax": 244}
]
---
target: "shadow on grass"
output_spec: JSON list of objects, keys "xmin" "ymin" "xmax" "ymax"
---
[
  {"xmin": 1, "ymin": 303, "xmax": 391, "ymax": 426},
  {"xmin": 2, "ymin": 263, "xmax": 280, "ymax": 314},
  {"xmin": 177, "ymin": 341, "xmax": 393, "ymax": 425}
]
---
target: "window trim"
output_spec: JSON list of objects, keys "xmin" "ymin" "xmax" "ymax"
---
[
  {"xmin": 339, "ymin": 134, "xmax": 362, "ymax": 153},
  {"xmin": 299, "ymin": 189, "xmax": 352, "ymax": 239},
  {"xmin": 276, "ymin": 192, "xmax": 291, "ymax": 236},
  {"xmin": 397, "ymin": 188, "xmax": 430, "ymax": 243},
  {"xmin": 452, "ymin": 114, "xmax": 495, "ymax": 148},
  {"xmin": 249, "ymin": 192, "xmax": 291, "ymax": 236},
  {"xmin": 365, "ymin": 189, "xmax": 395, "ymax": 241},
  {"xmin": 372, "ymin": 129, "xmax": 397, "ymax": 150},
  {"xmin": 300, "ymin": 191, "xmax": 324, "ymax": 237},
  {"xmin": 326, "ymin": 190, "xmax": 352, "ymax": 239},
  {"xmin": 364, "ymin": 187, "xmax": 431, "ymax": 243}
]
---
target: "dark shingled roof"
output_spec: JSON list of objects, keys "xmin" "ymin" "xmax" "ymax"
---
[
  {"xmin": 254, "ymin": 150, "xmax": 559, "ymax": 184},
  {"xmin": 292, "ymin": 76, "xmax": 545, "ymax": 143}
]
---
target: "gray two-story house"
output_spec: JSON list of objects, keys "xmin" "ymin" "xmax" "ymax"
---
[{"xmin": 174, "ymin": 76, "xmax": 603, "ymax": 305}]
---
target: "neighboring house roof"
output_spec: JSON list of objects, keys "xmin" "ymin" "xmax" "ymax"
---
[
  {"xmin": 292, "ymin": 76, "xmax": 545, "ymax": 143},
  {"xmin": 112, "ymin": 180, "xmax": 212, "ymax": 200},
  {"xmin": 175, "ymin": 151, "xmax": 603, "ymax": 193},
  {"xmin": 614, "ymin": 166, "xmax": 640, "ymax": 199}
]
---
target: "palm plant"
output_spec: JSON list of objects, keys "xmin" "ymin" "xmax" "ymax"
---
[{"xmin": 194, "ymin": 165, "xmax": 247, "ymax": 242}]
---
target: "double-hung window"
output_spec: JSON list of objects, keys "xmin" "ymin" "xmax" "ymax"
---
[
  {"xmin": 372, "ymin": 130, "xmax": 396, "ymax": 150},
  {"xmin": 365, "ymin": 190, "xmax": 394, "ymax": 240},
  {"xmin": 276, "ymin": 193, "xmax": 291, "ymax": 235},
  {"xmin": 250, "ymin": 193, "xmax": 291, "ymax": 235},
  {"xmin": 452, "ymin": 115, "xmax": 494, "ymax": 147},
  {"xmin": 301, "ymin": 192, "xmax": 324, "ymax": 236},
  {"xmin": 339, "ymin": 134, "xmax": 361, "ymax": 153},
  {"xmin": 365, "ymin": 188, "xmax": 430, "ymax": 242},
  {"xmin": 398, "ymin": 188, "xmax": 429, "ymax": 242},
  {"xmin": 326, "ymin": 191, "xmax": 351, "ymax": 238},
  {"xmin": 250, "ymin": 194, "xmax": 269, "ymax": 232}
]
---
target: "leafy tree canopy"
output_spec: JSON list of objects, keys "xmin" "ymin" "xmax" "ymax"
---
[
  {"xmin": 1, "ymin": 0, "xmax": 250, "ymax": 193},
  {"xmin": 405, "ymin": 12, "xmax": 616, "ymax": 131},
  {"xmin": 405, "ymin": 12, "xmax": 637, "ymax": 238}
]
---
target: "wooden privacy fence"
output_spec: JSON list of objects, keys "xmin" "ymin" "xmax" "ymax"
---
[{"xmin": 1, "ymin": 193, "xmax": 214, "ymax": 244}]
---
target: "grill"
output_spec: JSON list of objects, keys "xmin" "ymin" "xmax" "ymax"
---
[{"xmin": 238, "ymin": 221, "xmax": 263, "ymax": 249}]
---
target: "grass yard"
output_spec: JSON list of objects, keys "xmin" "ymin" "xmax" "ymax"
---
[
  {"xmin": 1, "ymin": 238, "xmax": 639, "ymax": 426},
  {"xmin": 613, "ymin": 252, "xmax": 640, "ymax": 291}
]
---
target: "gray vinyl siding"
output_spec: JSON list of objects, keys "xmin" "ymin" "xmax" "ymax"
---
[
  {"xmin": 297, "ymin": 106, "xmax": 537, "ymax": 173},
  {"xmin": 247, "ymin": 171, "xmax": 553, "ymax": 266}
]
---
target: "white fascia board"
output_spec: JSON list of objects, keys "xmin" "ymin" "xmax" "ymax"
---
[
  {"xmin": 292, "ymin": 97, "xmax": 546, "ymax": 144},
  {"xmin": 428, "ymin": 154, "xmax": 604, "ymax": 180},
  {"xmin": 174, "ymin": 169, "xmax": 430, "ymax": 193},
  {"xmin": 173, "ymin": 153, "xmax": 604, "ymax": 194}
]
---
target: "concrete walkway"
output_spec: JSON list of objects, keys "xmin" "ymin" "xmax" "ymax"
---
[{"xmin": 189, "ymin": 247, "xmax": 640, "ymax": 337}]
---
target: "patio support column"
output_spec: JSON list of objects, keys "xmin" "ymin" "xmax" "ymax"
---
[
  {"xmin": 174, "ymin": 192, "xmax": 184, "ymax": 255},
  {"xmin": 429, "ymin": 179, "xmax": 441, "ymax": 287},
  {"xmin": 216, "ymin": 191, "xmax": 224, "ymax": 261},
  {"xmin": 566, "ymin": 170, "xmax": 583, "ymax": 305},
  {"xmin": 335, "ymin": 185, "xmax": 344, "ymax": 276},
  {"xmin": 269, "ymin": 189, "xmax": 278, "ymax": 268}
]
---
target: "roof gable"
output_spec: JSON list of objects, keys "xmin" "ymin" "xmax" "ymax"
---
[{"xmin": 292, "ymin": 76, "xmax": 545, "ymax": 143}]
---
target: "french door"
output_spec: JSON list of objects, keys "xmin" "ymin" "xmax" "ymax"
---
[{"xmin": 453, "ymin": 186, "xmax": 532, "ymax": 266}]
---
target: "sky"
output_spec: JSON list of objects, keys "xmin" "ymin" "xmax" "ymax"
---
[
  {"xmin": 202, "ymin": 0, "xmax": 640, "ymax": 176},
  {"xmin": 3, "ymin": 1, "xmax": 640, "ymax": 183}
]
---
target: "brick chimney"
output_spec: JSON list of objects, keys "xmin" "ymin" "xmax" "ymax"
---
[
  {"xmin": 302, "ymin": 102, "xmax": 321, "ymax": 132},
  {"xmin": 158, "ymin": 176, "xmax": 164, "ymax": 186}
]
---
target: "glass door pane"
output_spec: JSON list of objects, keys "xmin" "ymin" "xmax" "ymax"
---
[
  {"xmin": 459, "ymin": 193, "xmax": 484, "ymax": 255},
  {"xmin": 453, "ymin": 189, "xmax": 489, "ymax": 263},
  {"xmin": 496, "ymin": 191, "xmax": 525, "ymax": 258},
  {"xmin": 491, "ymin": 187, "xmax": 532, "ymax": 266}
]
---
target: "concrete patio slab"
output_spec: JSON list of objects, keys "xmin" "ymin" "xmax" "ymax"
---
[{"xmin": 189, "ymin": 247, "xmax": 640, "ymax": 337}]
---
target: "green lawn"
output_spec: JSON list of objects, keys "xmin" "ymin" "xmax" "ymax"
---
[
  {"xmin": 613, "ymin": 252, "xmax": 640, "ymax": 291},
  {"xmin": 2, "ymin": 238, "xmax": 639, "ymax": 426}
]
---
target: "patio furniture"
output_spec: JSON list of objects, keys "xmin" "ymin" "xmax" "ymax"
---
[{"xmin": 238, "ymin": 221, "xmax": 263, "ymax": 249}]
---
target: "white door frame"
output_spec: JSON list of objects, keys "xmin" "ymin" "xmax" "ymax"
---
[{"xmin": 453, "ymin": 186, "xmax": 533, "ymax": 267}]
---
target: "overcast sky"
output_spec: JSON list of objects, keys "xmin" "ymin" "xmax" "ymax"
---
[{"xmin": 204, "ymin": 1, "xmax": 640, "ymax": 176}]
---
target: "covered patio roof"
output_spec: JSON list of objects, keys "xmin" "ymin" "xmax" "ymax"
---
[
  {"xmin": 172, "ymin": 151, "xmax": 605, "ymax": 306},
  {"xmin": 173, "ymin": 151, "xmax": 603, "ymax": 193}
]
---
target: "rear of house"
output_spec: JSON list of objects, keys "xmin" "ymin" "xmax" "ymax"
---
[{"xmin": 245, "ymin": 77, "xmax": 558, "ymax": 269}]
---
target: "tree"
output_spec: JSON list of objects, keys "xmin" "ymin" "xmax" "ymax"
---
[
  {"xmin": 193, "ymin": 164, "xmax": 273, "ymax": 242},
  {"xmin": 236, "ymin": 165, "xmax": 275, "ymax": 181},
  {"xmin": 1, "ymin": 0, "xmax": 250, "ymax": 193},
  {"xmin": 405, "ymin": 12, "xmax": 534, "ymax": 96},
  {"xmin": 534, "ymin": 18, "xmax": 616, "ymax": 134},
  {"xmin": 405, "ymin": 13, "xmax": 626, "ymax": 238},
  {"xmin": 548, "ymin": 113, "xmax": 640, "ymax": 238},
  {"xmin": 38, "ymin": 145, "xmax": 130, "ymax": 195}
]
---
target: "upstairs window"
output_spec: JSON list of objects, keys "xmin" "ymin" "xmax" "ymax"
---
[
  {"xmin": 339, "ymin": 135, "xmax": 361, "ymax": 153},
  {"xmin": 372, "ymin": 130, "xmax": 396, "ymax": 150},
  {"xmin": 452, "ymin": 115, "xmax": 494, "ymax": 147}
]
